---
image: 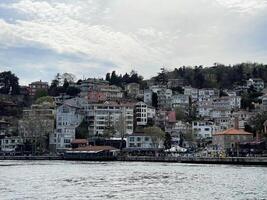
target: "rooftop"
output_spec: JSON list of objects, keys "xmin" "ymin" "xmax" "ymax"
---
[{"xmin": 214, "ymin": 128, "xmax": 253, "ymax": 136}]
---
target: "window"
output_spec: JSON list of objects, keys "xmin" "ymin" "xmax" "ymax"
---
[
  {"xmin": 204, "ymin": 128, "xmax": 210, "ymax": 131},
  {"xmin": 145, "ymin": 137, "xmax": 149, "ymax": 141},
  {"xmin": 137, "ymin": 137, "xmax": 141, "ymax": 141},
  {"xmin": 129, "ymin": 137, "xmax": 134, "ymax": 142}
]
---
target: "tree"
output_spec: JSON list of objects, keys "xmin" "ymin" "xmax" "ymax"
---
[
  {"xmin": 35, "ymin": 96, "xmax": 54, "ymax": 104},
  {"xmin": 34, "ymin": 89, "xmax": 48, "ymax": 100},
  {"xmin": 61, "ymin": 73, "xmax": 76, "ymax": 83},
  {"xmin": 175, "ymin": 107, "xmax": 186, "ymax": 121},
  {"xmin": 152, "ymin": 92, "xmax": 158, "ymax": 108},
  {"xmin": 248, "ymin": 112, "xmax": 267, "ymax": 136},
  {"xmin": 75, "ymin": 119, "xmax": 89, "ymax": 139},
  {"xmin": 144, "ymin": 126, "xmax": 165, "ymax": 148},
  {"xmin": 66, "ymin": 86, "xmax": 81, "ymax": 96},
  {"xmin": 164, "ymin": 133, "xmax": 172, "ymax": 149},
  {"xmin": 155, "ymin": 68, "xmax": 168, "ymax": 85},
  {"xmin": 0, "ymin": 71, "xmax": 20, "ymax": 95}
]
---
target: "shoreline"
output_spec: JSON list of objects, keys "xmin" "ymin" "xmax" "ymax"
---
[{"xmin": 1, "ymin": 155, "xmax": 267, "ymax": 166}]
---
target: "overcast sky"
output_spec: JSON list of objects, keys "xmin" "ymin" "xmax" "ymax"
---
[{"xmin": 0, "ymin": 0, "xmax": 267, "ymax": 85}]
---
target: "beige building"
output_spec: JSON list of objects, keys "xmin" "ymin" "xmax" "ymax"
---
[{"xmin": 212, "ymin": 128, "xmax": 253, "ymax": 152}]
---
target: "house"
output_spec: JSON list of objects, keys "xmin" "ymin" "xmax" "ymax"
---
[
  {"xmin": 171, "ymin": 94, "xmax": 189, "ymax": 109},
  {"xmin": 0, "ymin": 136, "xmax": 22, "ymax": 154},
  {"xmin": 0, "ymin": 120, "xmax": 10, "ymax": 136},
  {"xmin": 52, "ymin": 98, "xmax": 85, "ymax": 152},
  {"xmin": 87, "ymin": 91, "xmax": 107, "ymax": 103},
  {"xmin": 198, "ymin": 88, "xmax": 219, "ymax": 101},
  {"xmin": 156, "ymin": 88, "xmax": 173, "ymax": 108},
  {"xmin": 192, "ymin": 120, "xmax": 218, "ymax": 140},
  {"xmin": 144, "ymin": 89, "xmax": 153, "ymax": 105},
  {"xmin": 231, "ymin": 110, "xmax": 255, "ymax": 129},
  {"xmin": 134, "ymin": 102, "xmax": 155, "ymax": 126},
  {"xmin": 212, "ymin": 96, "xmax": 241, "ymax": 110},
  {"xmin": 125, "ymin": 83, "xmax": 140, "ymax": 98},
  {"xmin": 183, "ymin": 86, "xmax": 198, "ymax": 101},
  {"xmin": 79, "ymin": 78, "xmax": 109, "ymax": 97},
  {"xmin": 29, "ymin": 80, "xmax": 49, "ymax": 96},
  {"xmin": 247, "ymin": 78, "xmax": 264, "ymax": 91},
  {"xmin": 212, "ymin": 128, "xmax": 253, "ymax": 154},
  {"xmin": 126, "ymin": 132, "xmax": 164, "ymax": 149},
  {"xmin": 261, "ymin": 95, "xmax": 267, "ymax": 111},
  {"xmin": 99, "ymin": 85, "xmax": 123, "ymax": 100}
]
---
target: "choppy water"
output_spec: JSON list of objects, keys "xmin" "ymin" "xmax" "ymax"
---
[{"xmin": 0, "ymin": 161, "xmax": 266, "ymax": 200}]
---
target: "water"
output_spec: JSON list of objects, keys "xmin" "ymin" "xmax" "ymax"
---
[{"xmin": 0, "ymin": 161, "xmax": 266, "ymax": 200}]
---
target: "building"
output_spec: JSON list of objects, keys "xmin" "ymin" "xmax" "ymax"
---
[
  {"xmin": 29, "ymin": 80, "xmax": 49, "ymax": 96},
  {"xmin": 134, "ymin": 102, "xmax": 155, "ymax": 126},
  {"xmin": 99, "ymin": 85, "xmax": 123, "ymax": 100},
  {"xmin": 261, "ymin": 95, "xmax": 267, "ymax": 111},
  {"xmin": 247, "ymin": 78, "xmax": 264, "ymax": 91},
  {"xmin": 87, "ymin": 91, "xmax": 107, "ymax": 103},
  {"xmin": 212, "ymin": 96, "xmax": 241, "ymax": 110},
  {"xmin": 125, "ymin": 83, "xmax": 140, "ymax": 98},
  {"xmin": 0, "ymin": 136, "xmax": 22, "ymax": 153},
  {"xmin": 52, "ymin": 98, "xmax": 85, "ymax": 152},
  {"xmin": 212, "ymin": 128, "xmax": 253, "ymax": 153},
  {"xmin": 192, "ymin": 120, "xmax": 218, "ymax": 139},
  {"xmin": 19, "ymin": 102, "xmax": 55, "ymax": 154},
  {"xmin": 183, "ymin": 86, "xmax": 199, "ymax": 101},
  {"xmin": 126, "ymin": 132, "xmax": 164, "ymax": 149},
  {"xmin": 84, "ymin": 101, "xmax": 134, "ymax": 136},
  {"xmin": 171, "ymin": 94, "xmax": 189, "ymax": 109},
  {"xmin": 144, "ymin": 89, "xmax": 153, "ymax": 105},
  {"xmin": 156, "ymin": 88, "xmax": 172, "ymax": 108},
  {"xmin": 79, "ymin": 78, "xmax": 109, "ymax": 97}
]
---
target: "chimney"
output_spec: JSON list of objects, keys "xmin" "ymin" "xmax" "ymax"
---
[{"xmin": 234, "ymin": 117, "xmax": 239, "ymax": 129}]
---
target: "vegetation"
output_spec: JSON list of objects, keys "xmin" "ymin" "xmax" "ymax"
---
[
  {"xmin": 144, "ymin": 126, "xmax": 165, "ymax": 148},
  {"xmin": 0, "ymin": 71, "xmax": 20, "ymax": 95},
  {"xmin": 35, "ymin": 96, "xmax": 54, "ymax": 104},
  {"xmin": 75, "ymin": 119, "xmax": 89, "ymax": 139},
  {"xmin": 154, "ymin": 63, "xmax": 267, "ymax": 89},
  {"xmin": 105, "ymin": 70, "xmax": 143, "ymax": 87},
  {"xmin": 246, "ymin": 111, "xmax": 267, "ymax": 136}
]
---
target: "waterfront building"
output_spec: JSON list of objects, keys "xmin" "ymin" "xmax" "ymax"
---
[
  {"xmin": 52, "ymin": 98, "xmax": 85, "ymax": 152},
  {"xmin": 84, "ymin": 101, "xmax": 134, "ymax": 136},
  {"xmin": 28, "ymin": 80, "xmax": 49, "ymax": 96},
  {"xmin": 192, "ymin": 120, "xmax": 218, "ymax": 140},
  {"xmin": 0, "ymin": 136, "xmax": 22, "ymax": 153},
  {"xmin": 126, "ymin": 132, "xmax": 164, "ymax": 149},
  {"xmin": 212, "ymin": 128, "xmax": 253, "ymax": 153}
]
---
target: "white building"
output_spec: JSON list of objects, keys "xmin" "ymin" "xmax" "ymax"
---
[
  {"xmin": 247, "ymin": 78, "xmax": 264, "ymax": 91},
  {"xmin": 135, "ymin": 102, "xmax": 155, "ymax": 126},
  {"xmin": 99, "ymin": 85, "xmax": 123, "ymax": 100},
  {"xmin": 171, "ymin": 94, "xmax": 189, "ymax": 108},
  {"xmin": 84, "ymin": 101, "xmax": 134, "ymax": 136},
  {"xmin": 192, "ymin": 120, "xmax": 218, "ymax": 139},
  {"xmin": 261, "ymin": 95, "xmax": 267, "ymax": 111},
  {"xmin": 52, "ymin": 98, "xmax": 84, "ymax": 152},
  {"xmin": 126, "ymin": 133, "xmax": 164, "ymax": 149},
  {"xmin": 144, "ymin": 89, "xmax": 153, "ymax": 105},
  {"xmin": 0, "ymin": 137, "xmax": 22, "ymax": 153}
]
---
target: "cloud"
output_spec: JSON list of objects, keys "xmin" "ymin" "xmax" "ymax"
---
[{"xmin": 0, "ymin": 0, "xmax": 267, "ymax": 84}]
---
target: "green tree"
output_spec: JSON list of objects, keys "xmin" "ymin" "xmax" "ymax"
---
[
  {"xmin": 35, "ymin": 96, "xmax": 54, "ymax": 104},
  {"xmin": 0, "ymin": 71, "xmax": 20, "ymax": 94},
  {"xmin": 164, "ymin": 132, "xmax": 172, "ymax": 149},
  {"xmin": 144, "ymin": 126, "xmax": 165, "ymax": 148},
  {"xmin": 75, "ymin": 120, "xmax": 89, "ymax": 139},
  {"xmin": 34, "ymin": 89, "xmax": 48, "ymax": 100}
]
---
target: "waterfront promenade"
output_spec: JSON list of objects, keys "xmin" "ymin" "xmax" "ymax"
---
[{"xmin": 1, "ymin": 155, "xmax": 267, "ymax": 165}]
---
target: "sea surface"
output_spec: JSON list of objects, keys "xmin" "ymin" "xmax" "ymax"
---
[{"xmin": 0, "ymin": 160, "xmax": 266, "ymax": 200}]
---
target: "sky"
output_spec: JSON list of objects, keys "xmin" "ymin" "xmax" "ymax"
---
[{"xmin": 0, "ymin": 0, "xmax": 267, "ymax": 85}]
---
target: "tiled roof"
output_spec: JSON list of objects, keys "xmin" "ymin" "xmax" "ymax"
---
[{"xmin": 214, "ymin": 128, "xmax": 253, "ymax": 136}]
